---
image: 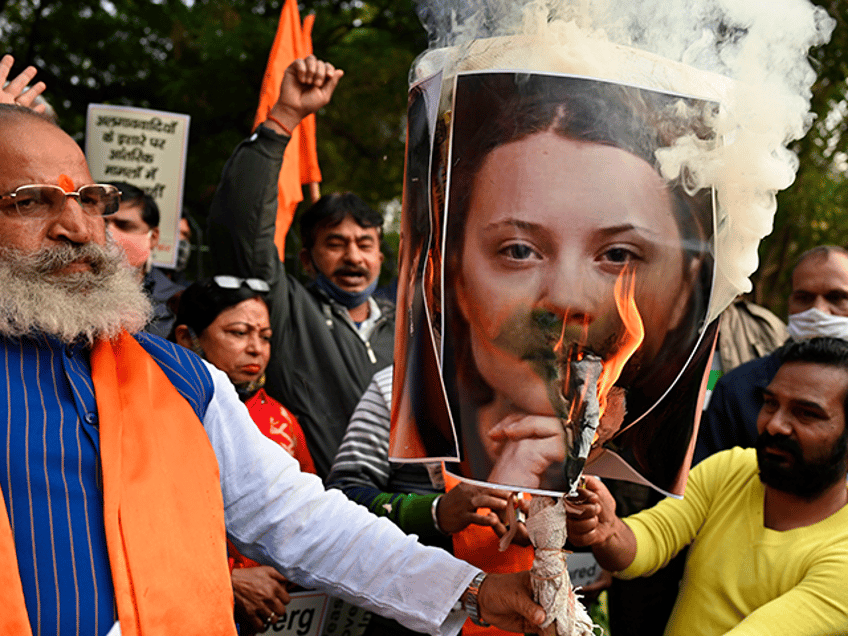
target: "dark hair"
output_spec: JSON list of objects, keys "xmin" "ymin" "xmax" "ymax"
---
[
  {"xmin": 106, "ymin": 181, "xmax": 160, "ymax": 229},
  {"xmin": 299, "ymin": 192, "xmax": 383, "ymax": 250},
  {"xmin": 0, "ymin": 103, "xmax": 57, "ymax": 127},
  {"xmin": 777, "ymin": 336, "xmax": 848, "ymax": 422},
  {"xmin": 443, "ymin": 72, "xmax": 715, "ymax": 410},
  {"xmin": 778, "ymin": 336, "xmax": 848, "ymax": 371},
  {"xmin": 793, "ymin": 245, "xmax": 848, "ymax": 277},
  {"xmin": 171, "ymin": 277, "xmax": 268, "ymax": 338}
]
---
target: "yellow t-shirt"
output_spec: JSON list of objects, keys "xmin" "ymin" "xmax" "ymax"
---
[{"xmin": 620, "ymin": 447, "xmax": 848, "ymax": 636}]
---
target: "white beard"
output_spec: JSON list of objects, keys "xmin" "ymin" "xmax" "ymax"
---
[{"xmin": 0, "ymin": 238, "xmax": 152, "ymax": 344}]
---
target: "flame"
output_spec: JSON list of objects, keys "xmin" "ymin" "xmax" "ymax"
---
[
  {"xmin": 597, "ymin": 268, "xmax": 645, "ymax": 415},
  {"xmin": 552, "ymin": 269, "xmax": 643, "ymax": 426},
  {"xmin": 553, "ymin": 311, "xmax": 592, "ymax": 422}
]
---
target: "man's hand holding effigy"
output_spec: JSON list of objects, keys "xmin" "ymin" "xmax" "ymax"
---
[
  {"xmin": 468, "ymin": 570, "xmax": 547, "ymax": 633},
  {"xmin": 565, "ymin": 475, "xmax": 637, "ymax": 573},
  {"xmin": 438, "ymin": 481, "xmax": 528, "ymax": 540}
]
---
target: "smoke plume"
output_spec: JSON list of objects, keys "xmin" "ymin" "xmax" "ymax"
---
[{"xmin": 412, "ymin": 0, "xmax": 835, "ymax": 322}]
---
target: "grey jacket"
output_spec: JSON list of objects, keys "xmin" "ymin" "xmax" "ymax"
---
[
  {"xmin": 716, "ymin": 299, "xmax": 787, "ymax": 373},
  {"xmin": 208, "ymin": 124, "xmax": 394, "ymax": 477}
]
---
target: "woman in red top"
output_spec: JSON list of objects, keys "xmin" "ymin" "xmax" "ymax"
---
[{"xmin": 173, "ymin": 275, "xmax": 315, "ymax": 634}]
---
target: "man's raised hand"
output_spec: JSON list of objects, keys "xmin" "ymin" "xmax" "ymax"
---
[
  {"xmin": 0, "ymin": 55, "xmax": 47, "ymax": 113},
  {"xmin": 268, "ymin": 55, "xmax": 343, "ymax": 134}
]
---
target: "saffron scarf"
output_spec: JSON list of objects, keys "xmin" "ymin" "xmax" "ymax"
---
[
  {"xmin": 444, "ymin": 470, "xmax": 535, "ymax": 636},
  {"xmin": 0, "ymin": 332, "xmax": 237, "ymax": 635}
]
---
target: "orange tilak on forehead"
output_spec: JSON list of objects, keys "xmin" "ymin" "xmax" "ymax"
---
[{"xmin": 58, "ymin": 174, "xmax": 75, "ymax": 193}]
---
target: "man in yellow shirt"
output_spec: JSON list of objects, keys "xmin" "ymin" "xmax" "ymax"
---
[{"xmin": 568, "ymin": 336, "xmax": 848, "ymax": 636}]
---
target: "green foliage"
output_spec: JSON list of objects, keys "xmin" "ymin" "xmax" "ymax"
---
[
  {"xmin": 0, "ymin": 0, "xmax": 423, "ymax": 279},
  {"xmin": 309, "ymin": 0, "xmax": 424, "ymax": 205}
]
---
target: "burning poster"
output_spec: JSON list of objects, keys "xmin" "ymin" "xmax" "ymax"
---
[
  {"xmin": 389, "ymin": 2, "xmax": 833, "ymax": 632},
  {"xmin": 391, "ymin": 70, "xmax": 719, "ymax": 497}
]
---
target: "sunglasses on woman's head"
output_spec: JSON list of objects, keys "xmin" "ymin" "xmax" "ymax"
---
[{"xmin": 212, "ymin": 276, "xmax": 271, "ymax": 292}]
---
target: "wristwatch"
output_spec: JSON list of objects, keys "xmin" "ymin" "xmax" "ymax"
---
[{"xmin": 463, "ymin": 571, "xmax": 491, "ymax": 627}]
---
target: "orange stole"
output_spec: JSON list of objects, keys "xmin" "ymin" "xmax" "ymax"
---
[
  {"xmin": 0, "ymin": 332, "xmax": 237, "ymax": 635},
  {"xmin": 94, "ymin": 333, "xmax": 236, "ymax": 635},
  {"xmin": 444, "ymin": 471, "xmax": 534, "ymax": 636}
]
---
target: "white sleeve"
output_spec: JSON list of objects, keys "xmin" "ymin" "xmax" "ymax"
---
[{"xmin": 200, "ymin": 361, "xmax": 476, "ymax": 636}]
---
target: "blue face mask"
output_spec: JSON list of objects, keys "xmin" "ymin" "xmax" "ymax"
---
[{"xmin": 314, "ymin": 272, "xmax": 377, "ymax": 309}]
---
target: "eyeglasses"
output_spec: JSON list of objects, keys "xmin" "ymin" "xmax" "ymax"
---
[
  {"xmin": 0, "ymin": 184, "xmax": 121, "ymax": 219},
  {"xmin": 212, "ymin": 276, "xmax": 271, "ymax": 292}
]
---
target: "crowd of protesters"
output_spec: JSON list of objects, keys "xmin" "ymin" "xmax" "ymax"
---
[{"xmin": 0, "ymin": 44, "xmax": 846, "ymax": 636}]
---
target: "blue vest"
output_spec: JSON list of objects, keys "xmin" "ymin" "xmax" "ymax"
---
[{"xmin": 0, "ymin": 332, "xmax": 214, "ymax": 636}]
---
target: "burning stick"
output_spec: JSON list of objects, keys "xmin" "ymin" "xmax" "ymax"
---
[
  {"xmin": 525, "ymin": 272, "xmax": 643, "ymax": 635},
  {"xmin": 560, "ymin": 350, "xmax": 604, "ymax": 496},
  {"xmin": 523, "ymin": 350, "xmax": 603, "ymax": 636}
]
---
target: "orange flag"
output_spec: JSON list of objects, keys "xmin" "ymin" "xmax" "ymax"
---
[{"xmin": 254, "ymin": 0, "xmax": 322, "ymax": 258}]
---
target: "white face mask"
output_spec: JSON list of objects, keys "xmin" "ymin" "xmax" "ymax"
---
[{"xmin": 787, "ymin": 307, "xmax": 848, "ymax": 341}]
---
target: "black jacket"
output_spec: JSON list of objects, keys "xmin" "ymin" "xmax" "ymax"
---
[{"xmin": 208, "ymin": 125, "xmax": 395, "ymax": 477}]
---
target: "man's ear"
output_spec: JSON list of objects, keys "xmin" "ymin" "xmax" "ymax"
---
[
  {"xmin": 149, "ymin": 227, "xmax": 160, "ymax": 251},
  {"xmin": 175, "ymin": 324, "xmax": 205, "ymax": 358},
  {"xmin": 300, "ymin": 248, "xmax": 316, "ymax": 276},
  {"xmin": 174, "ymin": 324, "xmax": 192, "ymax": 349}
]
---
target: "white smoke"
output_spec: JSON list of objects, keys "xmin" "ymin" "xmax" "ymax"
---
[{"xmin": 412, "ymin": 0, "xmax": 835, "ymax": 322}]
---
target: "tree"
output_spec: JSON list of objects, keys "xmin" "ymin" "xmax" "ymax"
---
[{"xmin": 0, "ymin": 0, "xmax": 423, "ymax": 277}]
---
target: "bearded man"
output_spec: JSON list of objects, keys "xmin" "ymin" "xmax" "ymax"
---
[
  {"xmin": 0, "ymin": 83, "xmax": 545, "ymax": 635},
  {"xmin": 695, "ymin": 245, "xmax": 848, "ymax": 463},
  {"xmin": 566, "ymin": 336, "xmax": 848, "ymax": 636}
]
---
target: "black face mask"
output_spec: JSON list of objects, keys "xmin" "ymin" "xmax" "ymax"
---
[{"xmin": 756, "ymin": 428, "xmax": 848, "ymax": 500}]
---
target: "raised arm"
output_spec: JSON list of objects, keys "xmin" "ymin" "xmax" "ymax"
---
[
  {"xmin": 207, "ymin": 56, "xmax": 343, "ymax": 285},
  {"xmin": 0, "ymin": 54, "xmax": 47, "ymax": 112}
]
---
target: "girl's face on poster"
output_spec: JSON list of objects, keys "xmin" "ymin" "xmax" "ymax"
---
[{"xmin": 456, "ymin": 131, "xmax": 694, "ymax": 417}]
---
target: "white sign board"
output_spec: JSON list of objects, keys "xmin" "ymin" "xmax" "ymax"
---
[
  {"xmin": 567, "ymin": 552, "xmax": 603, "ymax": 589},
  {"xmin": 258, "ymin": 593, "xmax": 370, "ymax": 636},
  {"xmin": 85, "ymin": 104, "xmax": 190, "ymax": 268}
]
